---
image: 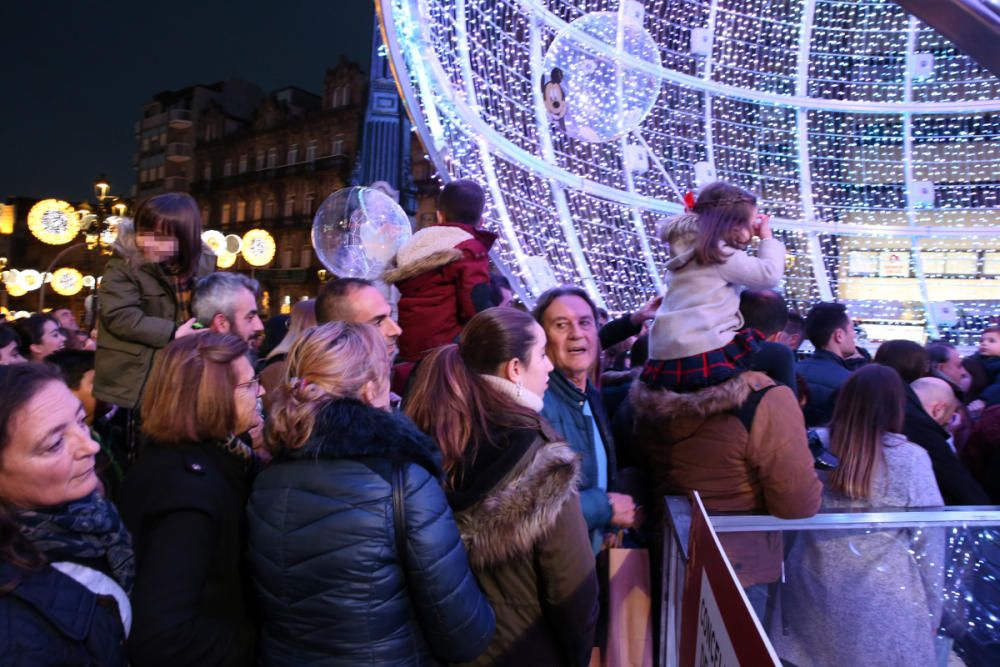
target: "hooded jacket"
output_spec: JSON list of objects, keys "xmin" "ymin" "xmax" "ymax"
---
[
  {"xmin": 630, "ymin": 371, "xmax": 821, "ymax": 586},
  {"xmin": 447, "ymin": 423, "xmax": 598, "ymax": 667},
  {"xmin": 94, "ymin": 221, "xmax": 215, "ymax": 408},
  {"xmin": 384, "ymin": 222, "xmax": 496, "ymax": 362},
  {"xmin": 648, "ymin": 213, "xmax": 784, "ymax": 361},
  {"xmin": 246, "ymin": 399, "xmax": 495, "ymax": 667}
]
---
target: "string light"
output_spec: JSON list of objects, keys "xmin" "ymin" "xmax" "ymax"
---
[{"xmin": 378, "ymin": 0, "xmax": 1000, "ymax": 343}]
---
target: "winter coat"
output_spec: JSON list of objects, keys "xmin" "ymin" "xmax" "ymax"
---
[
  {"xmin": 797, "ymin": 349, "xmax": 853, "ymax": 427},
  {"xmin": 970, "ymin": 353, "xmax": 1000, "ymax": 405},
  {"xmin": 964, "ymin": 404, "xmax": 1000, "ymax": 502},
  {"xmin": 246, "ymin": 399, "xmax": 495, "ymax": 667},
  {"xmin": 384, "ymin": 222, "xmax": 496, "ymax": 362},
  {"xmin": 772, "ymin": 433, "xmax": 944, "ymax": 667},
  {"xmin": 901, "ymin": 384, "xmax": 989, "ymax": 505},
  {"xmin": 630, "ymin": 371, "xmax": 822, "ymax": 586},
  {"xmin": 541, "ymin": 369, "xmax": 618, "ymax": 547},
  {"xmin": 648, "ymin": 213, "xmax": 785, "ymax": 361},
  {"xmin": 95, "ymin": 224, "xmax": 215, "ymax": 408},
  {"xmin": 447, "ymin": 423, "xmax": 599, "ymax": 667},
  {"xmin": 118, "ymin": 443, "xmax": 257, "ymax": 667},
  {"xmin": 0, "ymin": 561, "xmax": 128, "ymax": 667}
]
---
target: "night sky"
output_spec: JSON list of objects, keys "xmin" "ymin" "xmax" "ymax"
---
[{"xmin": 0, "ymin": 0, "xmax": 375, "ymax": 203}]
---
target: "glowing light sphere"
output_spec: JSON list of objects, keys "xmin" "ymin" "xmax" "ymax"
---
[
  {"xmin": 82, "ymin": 275, "xmax": 96, "ymax": 289},
  {"xmin": 224, "ymin": 234, "xmax": 243, "ymax": 255},
  {"xmin": 241, "ymin": 229, "xmax": 276, "ymax": 267},
  {"xmin": 202, "ymin": 230, "xmax": 226, "ymax": 254},
  {"xmin": 542, "ymin": 11, "xmax": 661, "ymax": 143},
  {"xmin": 16, "ymin": 269, "xmax": 43, "ymax": 292},
  {"xmin": 5, "ymin": 281, "xmax": 27, "ymax": 298},
  {"xmin": 216, "ymin": 251, "xmax": 238, "ymax": 269},
  {"xmin": 379, "ymin": 0, "xmax": 1000, "ymax": 341},
  {"xmin": 311, "ymin": 186, "xmax": 412, "ymax": 280},
  {"xmin": 28, "ymin": 199, "xmax": 80, "ymax": 245},
  {"xmin": 51, "ymin": 268, "xmax": 84, "ymax": 296}
]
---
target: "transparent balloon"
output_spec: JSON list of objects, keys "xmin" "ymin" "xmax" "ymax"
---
[
  {"xmin": 542, "ymin": 11, "xmax": 661, "ymax": 144},
  {"xmin": 311, "ymin": 187, "xmax": 413, "ymax": 280}
]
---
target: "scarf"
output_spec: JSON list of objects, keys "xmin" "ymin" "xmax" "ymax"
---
[
  {"xmin": 14, "ymin": 491, "xmax": 135, "ymax": 594},
  {"xmin": 480, "ymin": 374, "xmax": 545, "ymax": 413}
]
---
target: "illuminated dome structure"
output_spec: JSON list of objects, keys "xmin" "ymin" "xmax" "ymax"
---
[{"xmin": 377, "ymin": 0, "xmax": 1000, "ymax": 341}]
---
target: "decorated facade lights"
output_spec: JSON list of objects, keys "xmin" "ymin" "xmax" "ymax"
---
[{"xmin": 241, "ymin": 229, "xmax": 276, "ymax": 267}]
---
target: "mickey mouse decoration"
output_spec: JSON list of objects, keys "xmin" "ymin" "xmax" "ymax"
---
[{"xmin": 541, "ymin": 67, "xmax": 567, "ymax": 130}]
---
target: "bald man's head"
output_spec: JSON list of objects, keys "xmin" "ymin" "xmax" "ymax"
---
[{"xmin": 912, "ymin": 376, "xmax": 960, "ymax": 427}]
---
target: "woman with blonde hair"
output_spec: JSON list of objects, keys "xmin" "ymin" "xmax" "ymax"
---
[
  {"xmin": 774, "ymin": 364, "xmax": 944, "ymax": 667},
  {"xmin": 118, "ymin": 333, "xmax": 263, "ymax": 667},
  {"xmin": 258, "ymin": 298, "xmax": 316, "ymax": 411},
  {"xmin": 405, "ymin": 307, "xmax": 598, "ymax": 667},
  {"xmin": 247, "ymin": 322, "xmax": 494, "ymax": 666}
]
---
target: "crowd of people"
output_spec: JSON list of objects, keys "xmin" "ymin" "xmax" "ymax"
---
[{"xmin": 0, "ymin": 180, "xmax": 997, "ymax": 666}]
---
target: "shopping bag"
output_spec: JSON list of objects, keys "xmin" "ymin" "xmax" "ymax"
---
[{"xmin": 603, "ymin": 532, "xmax": 654, "ymax": 667}]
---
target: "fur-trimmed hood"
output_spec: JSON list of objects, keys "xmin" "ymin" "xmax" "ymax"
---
[
  {"xmin": 658, "ymin": 213, "xmax": 701, "ymax": 270},
  {"xmin": 383, "ymin": 224, "xmax": 473, "ymax": 284},
  {"xmin": 289, "ymin": 398, "xmax": 443, "ymax": 478},
  {"xmin": 630, "ymin": 371, "xmax": 775, "ymax": 439},
  {"xmin": 451, "ymin": 434, "xmax": 581, "ymax": 569}
]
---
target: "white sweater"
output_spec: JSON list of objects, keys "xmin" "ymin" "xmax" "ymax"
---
[{"xmin": 649, "ymin": 214, "xmax": 785, "ymax": 361}]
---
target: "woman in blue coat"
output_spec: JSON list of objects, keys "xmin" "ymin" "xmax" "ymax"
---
[{"xmin": 247, "ymin": 322, "xmax": 495, "ymax": 666}]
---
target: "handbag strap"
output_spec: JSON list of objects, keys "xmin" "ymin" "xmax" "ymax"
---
[{"xmin": 391, "ymin": 462, "xmax": 408, "ymax": 572}]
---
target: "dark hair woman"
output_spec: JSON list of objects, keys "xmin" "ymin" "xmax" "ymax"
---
[
  {"xmin": 0, "ymin": 363, "xmax": 133, "ymax": 666},
  {"xmin": 118, "ymin": 333, "xmax": 263, "ymax": 667},
  {"xmin": 248, "ymin": 322, "xmax": 495, "ymax": 666},
  {"xmin": 14, "ymin": 313, "xmax": 66, "ymax": 362},
  {"xmin": 94, "ymin": 193, "xmax": 215, "ymax": 412},
  {"xmin": 406, "ymin": 307, "xmax": 599, "ymax": 667},
  {"xmin": 0, "ymin": 323, "xmax": 26, "ymax": 364},
  {"xmin": 774, "ymin": 365, "xmax": 944, "ymax": 667}
]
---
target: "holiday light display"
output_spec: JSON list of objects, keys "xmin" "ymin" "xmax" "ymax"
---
[
  {"xmin": 241, "ymin": 229, "xmax": 276, "ymax": 267},
  {"xmin": 50, "ymin": 268, "xmax": 84, "ymax": 297},
  {"xmin": 27, "ymin": 199, "xmax": 80, "ymax": 245},
  {"xmin": 377, "ymin": 0, "xmax": 1000, "ymax": 341}
]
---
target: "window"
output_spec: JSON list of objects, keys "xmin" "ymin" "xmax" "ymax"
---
[
  {"xmin": 204, "ymin": 124, "xmax": 218, "ymax": 142},
  {"xmin": 221, "ymin": 203, "xmax": 231, "ymax": 224},
  {"xmin": 332, "ymin": 135, "xmax": 345, "ymax": 156},
  {"xmin": 156, "ymin": 165, "xmax": 165, "ymax": 179},
  {"xmin": 304, "ymin": 192, "xmax": 316, "ymax": 216},
  {"xmin": 252, "ymin": 199, "xmax": 263, "ymax": 220},
  {"xmin": 236, "ymin": 200, "xmax": 246, "ymax": 222},
  {"xmin": 305, "ymin": 140, "xmax": 317, "ymax": 162},
  {"xmin": 142, "ymin": 137, "xmax": 150, "ymax": 152},
  {"xmin": 284, "ymin": 195, "xmax": 296, "ymax": 218},
  {"xmin": 238, "ymin": 153, "xmax": 248, "ymax": 173},
  {"xmin": 223, "ymin": 159, "xmax": 233, "ymax": 177},
  {"xmin": 203, "ymin": 163, "xmax": 212, "ymax": 182},
  {"xmin": 333, "ymin": 86, "xmax": 349, "ymax": 107},
  {"xmin": 201, "ymin": 207, "xmax": 210, "ymax": 225},
  {"xmin": 287, "ymin": 144, "xmax": 298, "ymax": 164},
  {"xmin": 255, "ymin": 149, "xmax": 265, "ymax": 170},
  {"xmin": 264, "ymin": 198, "xmax": 275, "ymax": 220},
  {"xmin": 266, "ymin": 148, "xmax": 277, "ymax": 169}
]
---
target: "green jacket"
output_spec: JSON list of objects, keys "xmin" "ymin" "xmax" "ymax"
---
[{"xmin": 94, "ymin": 228, "xmax": 214, "ymax": 408}]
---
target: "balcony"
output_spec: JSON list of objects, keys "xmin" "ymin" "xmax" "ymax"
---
[
  {"xmin": 167, "ymin": 109, "xmax": 192, "ymax": 129},
  {"xmin": 166, "ymin": 142, "xmax": 192, "ymax": 162},
  {"xmin": 164, "ymin": 176, "xmax": 189, "ymax": 191}
]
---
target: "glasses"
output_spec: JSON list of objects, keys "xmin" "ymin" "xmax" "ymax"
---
[{"xmin": 236, "ymin": 375, "xmax": 261, "ymax": 394}]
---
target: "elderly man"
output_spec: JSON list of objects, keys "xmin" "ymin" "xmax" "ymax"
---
[
  {"xmin": 192, "ymin": 272, "xmax": 264, "ymax": 344},
  {"xmin": 533, "ymin": 286, "xmax": 636, "ymax": 554}
]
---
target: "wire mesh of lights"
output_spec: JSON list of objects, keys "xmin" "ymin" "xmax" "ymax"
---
[{"xmin": 377, "ymin": 0, "xmax": 1000, "ymax": 341}]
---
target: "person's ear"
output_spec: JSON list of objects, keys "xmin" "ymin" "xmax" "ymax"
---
[
  {"xmin": 211, "ymin": 313, "xmax": 230, "ymax": 334},
  {"xmin": 502, "ymin": 357, "xmax": 521, "ymax": 384},
  {"xmin": 435, "ymin": 210, "xmax": 445, "ymax": 225},
  {"xmin": 360, "ymin": 380, "xmax": 377, "ymax": 406}
]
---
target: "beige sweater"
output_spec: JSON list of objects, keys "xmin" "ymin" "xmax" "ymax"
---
[{"xmin": 649, "ymin": 214, "xmax": 785, "ymax": 361}]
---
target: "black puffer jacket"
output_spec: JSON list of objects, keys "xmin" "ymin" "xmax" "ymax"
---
[{"xmin": 247, "ymin": 399, "xmax": 495, "ymax": 667}]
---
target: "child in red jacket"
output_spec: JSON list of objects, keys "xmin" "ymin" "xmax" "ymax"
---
[{"xmin": 385, "ymin": 180, "xmax": 496, "ymax": 362}]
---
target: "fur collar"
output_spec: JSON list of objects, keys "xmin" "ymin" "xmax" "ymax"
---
[
  {"xmin": 383, "ymin": 225, "xmax": 473, "ymax": 284},
  {"xmin": 289, "ymin": 398, "xmax": 443, "ymax": 478},
  {"xmin": 453, "ymin": 436, "xmax": 580, "ymax": 568},
  {"xmin": 630, "ymin": 371, "xmax": 774, "ymax": 425}
]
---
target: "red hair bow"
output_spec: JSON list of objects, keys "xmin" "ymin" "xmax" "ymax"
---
[{"xmin": 683, "ymin": 191, "xmax": 697, "ymax": 212}]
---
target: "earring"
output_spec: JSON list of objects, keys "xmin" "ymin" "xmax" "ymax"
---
[{"xmin": 516, "ymin": 380, "xmax": 523, "ymax": 398}]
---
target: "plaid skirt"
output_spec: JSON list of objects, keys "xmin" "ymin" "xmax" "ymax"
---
[{"xmin": 640, "ymin": 328, "xmax": 764, "ymax": 392}]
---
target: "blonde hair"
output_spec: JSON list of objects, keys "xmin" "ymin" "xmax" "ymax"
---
[
  {"xmin": 266, "ymin": 299, "xmax": 317, "ymax": 360},
  {"xmin": 266, "ymin": 322, "xmax": 389, "ymax": 452}
]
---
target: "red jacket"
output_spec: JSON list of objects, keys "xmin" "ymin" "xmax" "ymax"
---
[{"xmin": 385, "ymin": 222, "xmax": 496, "ymax": 362}]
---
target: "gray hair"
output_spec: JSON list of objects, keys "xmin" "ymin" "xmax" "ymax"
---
[{"xmin": 192, "ymin": 272, "xmax": 260, "ymax": 326}]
